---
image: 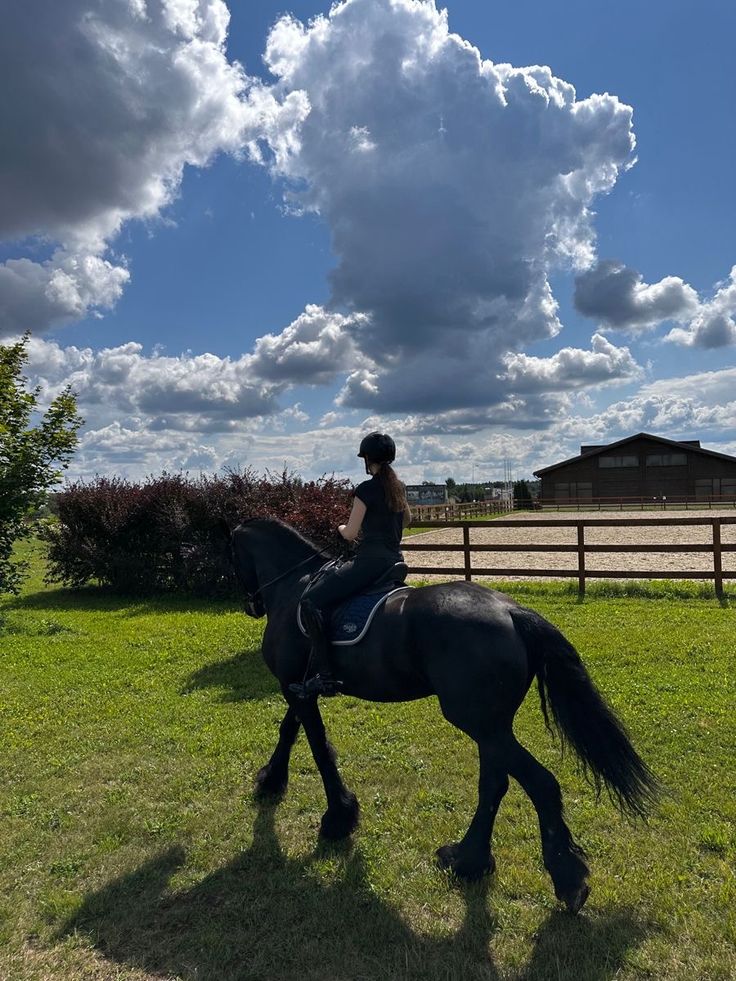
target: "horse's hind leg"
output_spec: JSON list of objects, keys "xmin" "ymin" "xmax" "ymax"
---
[
  {"xmin": 294, "ymin": 697, "xmax": 359, "ymax": 840},
  {"xmin": 255, "ymin": 704, "xmax": 300, "ymax": 797},
  {"xmin": 437, "ymin": 740, "xmax": 509, "ymax": 881},
  {"xmin": 507, "ymin": 735, "xmax": 590, "ymax": 913}
]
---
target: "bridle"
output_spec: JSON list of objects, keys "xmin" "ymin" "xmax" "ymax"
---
[{"xmin": 244, "ymin": 549, "xmax": 333, "ymax": 605}]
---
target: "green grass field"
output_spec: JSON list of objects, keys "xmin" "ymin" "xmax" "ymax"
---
[{"xmin": 1, "ymin": 540, "xmax": 734, "ymax": 980}]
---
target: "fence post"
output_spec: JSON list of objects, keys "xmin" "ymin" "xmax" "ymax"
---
[
  {"xmin": 463, "ymin": 525, "xmax": 472, "ymax": 582},
  {"xmin": 713, "ymin": 519, "xmax": 724, "ymax": 600},
  {"xmin": 577, "ymin": 524, "xmax": 586, "ymax": 597}
]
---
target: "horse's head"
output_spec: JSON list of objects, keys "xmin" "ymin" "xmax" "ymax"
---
[{"xmin": 229, "ymin": 522, "xmax": 266, "ymax": 619}]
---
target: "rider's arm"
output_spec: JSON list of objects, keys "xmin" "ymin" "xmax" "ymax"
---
[
  {"xmin": 339, "ymin": 498, "xmax": 367, "ymax": 541},
  {"xmin": 402, "ymin": 505, "xmax": 411, "ymax": 528}
]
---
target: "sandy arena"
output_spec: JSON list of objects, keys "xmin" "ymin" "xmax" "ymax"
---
[{"xmin": 404, "ymin": 508, "xmax": 736, "ymax": 582}]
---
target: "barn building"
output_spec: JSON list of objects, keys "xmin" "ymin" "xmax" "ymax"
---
[{"xmin": 534, "ymin": 433, "xmax": 736, "ymax": 504}]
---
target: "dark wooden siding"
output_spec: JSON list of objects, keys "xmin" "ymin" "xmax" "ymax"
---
[{"xmin": 540, "ymin": 436, "xmax": 736, "ymax": 501}]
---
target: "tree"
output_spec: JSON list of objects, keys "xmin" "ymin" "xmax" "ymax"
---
[
  {"xmin": 1, "ymin": 334, "xmax": 82, "ymax": 594},
  {"xmin": 513, "ymin": 479, "xmax": 533, "ymax": 509}
]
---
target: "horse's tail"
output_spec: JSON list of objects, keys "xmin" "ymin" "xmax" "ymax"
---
[{"xmin": 511, "ymin": 605, "xmax": 660, "ymax": 818}]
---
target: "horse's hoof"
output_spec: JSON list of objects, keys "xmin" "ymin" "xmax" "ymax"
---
[
  {"xmin": 254, "ymin": 764, "xmax": 288, "ymax": 798},
  {"xmin": 319, "ymin": 792, "xmax": 360, "ymax": 840},
  {"xmin": 561, "ymin": 881, "xmax": 590, "ymax": 915},
  {"xmin": 436, "ymin": 843, "xmax": 495, "ymax": 881}
]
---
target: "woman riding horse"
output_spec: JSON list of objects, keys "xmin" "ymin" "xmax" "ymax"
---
[
  {"xmin": 229, "ymin": 513, "xmax": 659, "ymax": 912},
  {"xmin": 290, "ymin": 431, "xmax": 411, "ymax": 698}
]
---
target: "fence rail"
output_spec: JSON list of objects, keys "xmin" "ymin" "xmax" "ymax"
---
[
  {"xmin": 410, "ymin": 500, "xmax": 513, "ymax": 521},
  {"xmin": 402, "ymin": 515, "xmax": 736, "ymax": 598},
  {"xmin": 536, "ymin": 494, "xmax": 736, "ymax": 511}
]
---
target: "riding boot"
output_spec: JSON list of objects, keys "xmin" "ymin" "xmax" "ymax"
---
[{"xmin": 289, "ymin": 600, "xmax": 343, "ymax": 699}]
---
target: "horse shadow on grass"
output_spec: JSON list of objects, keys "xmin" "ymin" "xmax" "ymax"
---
[
  {"xmin": 182, "ymin": 649, "xmax": 279, "ymax": 702},
  {"xmin": 8, "ymin": 584, "xmax": 239, "ymax": 617},
  {"xmin": 61, "ymin": 799, "xmax": 651, "ymax": 981}
]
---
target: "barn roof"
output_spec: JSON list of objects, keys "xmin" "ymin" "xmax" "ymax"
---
[{"xmin": 533, "ymin": 431, "xmax": 736, "ymax": 477}]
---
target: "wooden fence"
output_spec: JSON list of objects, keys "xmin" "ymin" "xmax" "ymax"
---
[
  {"xmin": 410, "ymin": 500, "xmax": 513, "ymax": 521},
  {"xmin": 402, "ymin": 515, "xmax": 736, "ymax": 598},
  {"xmin": 536, "ymin": 495, "xmax": 736, "ymax": 512}
]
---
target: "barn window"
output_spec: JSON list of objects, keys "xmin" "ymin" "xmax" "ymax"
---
[
  {"xmin": 646, "ymin": 453, "xmax": 687, "ymax": 466},
  {"xmin": 695, "ymin": 478, "xmax": 736, "ymax": 499},
  {"xmin": 599, "ymin": 455, "xmax": 638, "ymax": 468},
  {"xmin": 554, "ymin": 481, "xmax": 592, "ymax": 500}
]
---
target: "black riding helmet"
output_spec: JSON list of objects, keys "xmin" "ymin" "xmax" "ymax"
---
[{"xmin": 357, "ymin": 432, "xmax": 396, "ymax": 469}]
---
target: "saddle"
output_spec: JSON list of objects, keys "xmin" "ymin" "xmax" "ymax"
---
[{"xmin": 297, "ymin": 559, "xmax": 410, "ymax": 646}]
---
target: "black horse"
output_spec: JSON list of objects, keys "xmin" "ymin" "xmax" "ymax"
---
[{"xmin": 229, "ymin": 518, "xmax": 659, "ymax": 913}]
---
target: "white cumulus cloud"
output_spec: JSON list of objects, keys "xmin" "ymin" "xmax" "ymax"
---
[
  {"xmin": 665, "ymin": 267, "xmax": 736, "ymax": 348},
  {"xmin": 250, "ymin": 304, "xmax": 370, "ymax": 384},
  {"xmin": 0, "ymin": 252, "xmax": 130, "ymax": 335},
  {"xmin": 501, "ymin": 333, "xmax": 642, "ymax": 391},
  {"xmin": 638, "ymin": 364, "xmax": 736, "ymax": 407},
  {"xmin": 0, "ymin": 0, "xmax": 304, "ymax": 335},
  {"xmin": 254, "ymin": 0, "xmax": 637, "ymax": 411},
  {"xmin": 23, "ymin": 335, "xmax": 279, "ymax": 425},
  {"xmin": 574, "ymin": 260, "xmax": 699, "ymax": 330}
]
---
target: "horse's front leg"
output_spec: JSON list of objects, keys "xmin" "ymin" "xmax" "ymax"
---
[
  {"xmin": 254, "ymin": 703, "xmax": 301, "ymax": 798},
  {"xmin": 293, "ymin": 696, "xmax": 360, "ymax": 840}
]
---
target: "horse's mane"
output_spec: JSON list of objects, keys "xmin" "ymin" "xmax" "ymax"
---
[{"xmin": 241, "ymin": 516, "xmax": 325, "ymax": 557}]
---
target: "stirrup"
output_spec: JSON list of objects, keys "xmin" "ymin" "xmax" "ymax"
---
[{"xmin": 288, "ymin": 673, "xmax": 343, "ymax": 699}]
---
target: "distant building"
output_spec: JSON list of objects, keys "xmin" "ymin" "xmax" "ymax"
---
[
  {"xmin": 405, "ymin": 483, "xmax": 448, "ymax": 506},
  {"xmin": 534, "ymin": 432, "xmax": 736, "ymax": 503},
  {"xmin": 485, "ymin": 486, "xmax": 513, "ymax": 504}
]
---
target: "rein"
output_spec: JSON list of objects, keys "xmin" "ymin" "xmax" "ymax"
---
[{"xmin": 248, "ymin": 549, "xmax": 333, "ymax": 600}]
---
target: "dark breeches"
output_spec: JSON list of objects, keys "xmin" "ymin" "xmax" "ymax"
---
[
  {"xmin": 299, "ymin": 550, "xmax": 401, "ymax": 684},
  {"xmin": 303, "ymin": 549, "xmax": 400, "ymax": 613}
]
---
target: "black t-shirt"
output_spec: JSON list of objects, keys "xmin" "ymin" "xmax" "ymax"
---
[{"xmin": 354, "ymin": 475, "xmax": 404, "ymax": 553}]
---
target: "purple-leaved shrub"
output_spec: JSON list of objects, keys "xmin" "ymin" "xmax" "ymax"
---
[{"xmin": 43, "ymin": 470, "xmax": 353, "ymax": 595}]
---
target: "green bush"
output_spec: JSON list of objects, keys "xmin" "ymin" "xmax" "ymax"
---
[{"xmin": 0, "ymin": 334, "xmax": 81, "ymax": 595}]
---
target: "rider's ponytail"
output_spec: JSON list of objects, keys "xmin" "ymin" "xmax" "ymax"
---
[{"xmin": 378, "ymin": 462, "xmax": 409, "ymax": 515}]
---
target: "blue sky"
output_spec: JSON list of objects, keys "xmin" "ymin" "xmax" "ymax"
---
[{"xmin": 2, "ymin": 0, "xmax": 735, "ymax": 484}]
